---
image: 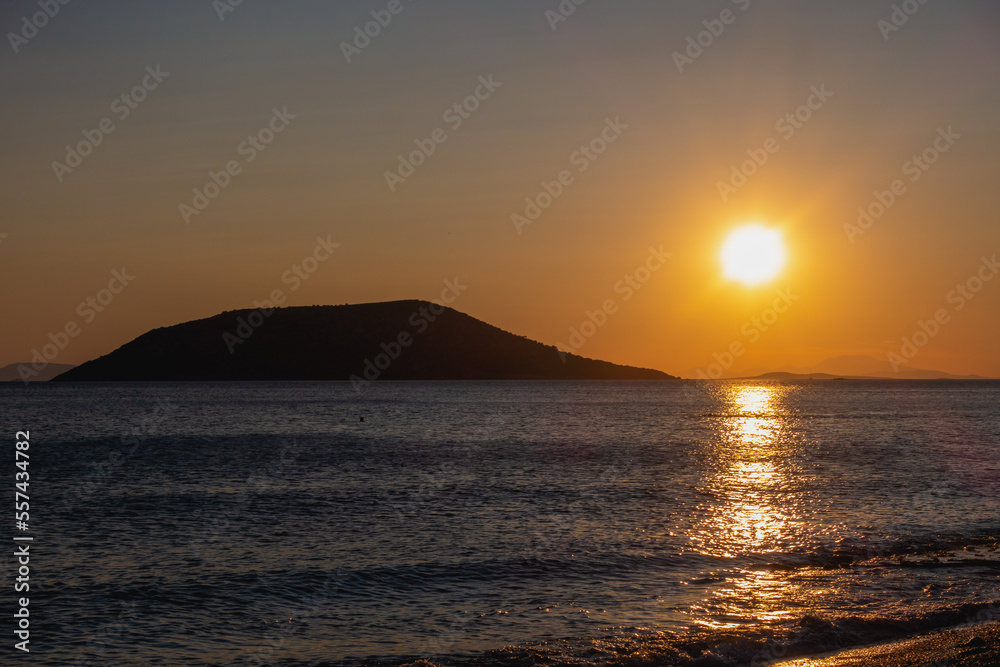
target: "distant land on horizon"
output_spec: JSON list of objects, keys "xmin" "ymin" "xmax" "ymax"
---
[
  {"xmin": 51, "ymin": 301, "xmax": 675, "ymax": 382},
  {"xmin": 0, "ymin": 363, "xmax": 76, "ymax": 382},
  {"xmin": 744, "ymin": 371, "xmax": 991, "ymax": 381},
  {"xmin": 736, "ymin": 354, "xmax": 991, "ymax": 380}
]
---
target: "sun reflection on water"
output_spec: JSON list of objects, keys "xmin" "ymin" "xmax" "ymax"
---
[
  {"xmin": 687, "ymin": 383, "xmax": 807, "ymax": 628},
  {"xmin": 692, "ymin": 384, "xmax": 796, "ymax": 557}
]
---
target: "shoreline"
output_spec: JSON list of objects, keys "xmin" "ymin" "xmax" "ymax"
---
[{"xmin": 774, "ymin": 621, "xmax": 1000, "ymax": 666}]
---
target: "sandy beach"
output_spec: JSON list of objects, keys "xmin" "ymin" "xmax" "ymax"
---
[{"xmin": 775, "ymin": 621, "xmax": 1000, "ymax": 667}]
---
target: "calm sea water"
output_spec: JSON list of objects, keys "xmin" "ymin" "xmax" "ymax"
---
[{"xmin": 1, "ymin": 380, "xmax": 998, "ymax": 666}]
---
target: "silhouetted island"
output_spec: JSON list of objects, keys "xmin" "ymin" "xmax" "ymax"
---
[{"xmin": 52, "ymin": 301, "xmax": 675, "ymax": 382}]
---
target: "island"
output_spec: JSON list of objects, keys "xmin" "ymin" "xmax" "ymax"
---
[{"xmin": 52, "ymin": 300, "xmax": 675, "ymax": 382}]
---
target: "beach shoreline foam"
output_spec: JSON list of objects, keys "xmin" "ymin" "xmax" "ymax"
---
[{"xmin": 774, "ymin": 620, "xmax": 1000, "ymax": 667}]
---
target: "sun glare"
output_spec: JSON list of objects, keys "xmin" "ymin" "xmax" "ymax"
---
[{"xmin": 721, "ymin": 225, "xmax": 787, "ymax": 287}]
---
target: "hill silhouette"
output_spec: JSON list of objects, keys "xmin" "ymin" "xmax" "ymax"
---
[
  {"xmin": 52, "ymin": 301, "xmax": 674, "ymax": 382},
  {"xmin": 1, "ymin": 363, "xmax": 76, "ymax": 382}
]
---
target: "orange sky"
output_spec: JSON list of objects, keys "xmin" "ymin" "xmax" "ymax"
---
[{"xmin": 1, "ymin": 1, "xmax": 999, "ymax": 377}]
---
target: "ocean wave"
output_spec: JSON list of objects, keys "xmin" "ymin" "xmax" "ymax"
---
[{"xmin": 334, "ymin": 602, "xmax": 1000, "ymax": 667}]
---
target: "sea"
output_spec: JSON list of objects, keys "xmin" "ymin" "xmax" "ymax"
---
[{"xmin": 1, "ymin": 380, "xmax": 998, "ymax": 666}]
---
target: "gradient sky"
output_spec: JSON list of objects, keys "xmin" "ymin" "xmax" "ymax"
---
[{"xmin": 2, "ymin": 0, "xmax": 999, "ymax": 377}]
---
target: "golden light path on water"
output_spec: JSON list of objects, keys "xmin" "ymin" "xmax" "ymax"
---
[{"xmin": 688, "ymin": 384, "xmax": 806, "ymax": 629}]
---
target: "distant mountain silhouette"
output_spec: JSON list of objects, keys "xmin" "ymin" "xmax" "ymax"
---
[
  {"xmin": 739, "ymin": 355, "xmax": 988, "ymax": 380},
  {"xmin": 52, "ymin": 301, "xmax": 674, "ymax": 382},
  {"xmin": 0, "ymin": 363, "xmax": 76, "ymax": 382},
  {"xmin": 748, "ymin": 372, "xmax": 869, "ymax": 381}
]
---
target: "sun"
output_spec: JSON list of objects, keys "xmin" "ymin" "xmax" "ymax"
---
[{"xmin": 721, "ymin": 225, "xmax": 787, "ymax": 286}]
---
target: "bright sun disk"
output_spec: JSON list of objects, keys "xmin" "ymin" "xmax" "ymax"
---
[{"xmin": 721, "ymin": 225, "xmax": 786, "ymax": 286}]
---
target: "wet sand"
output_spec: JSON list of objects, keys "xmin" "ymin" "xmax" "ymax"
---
[{"xmin": 775, "ymin": 621, "xmax": 1000, "ymax": 667}]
